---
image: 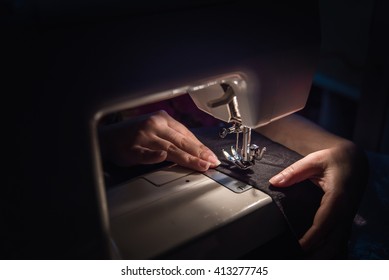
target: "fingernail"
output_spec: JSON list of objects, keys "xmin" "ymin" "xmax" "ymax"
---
[
  {"xmin": 269, "ymin": 173, "xmax": 285, "ymax": 184},
  {"xmin": 208, "ymin": 154, "xmax": 221, "ymax": 166}
]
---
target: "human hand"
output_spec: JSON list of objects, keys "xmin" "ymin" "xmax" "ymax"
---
[
  {"xmin": 269, "ymin": 142, "xmax": 368, "ymax": 258},
  {"xmin": 100, "ymin": 110, "xmax": 221, "ymax": 172}
]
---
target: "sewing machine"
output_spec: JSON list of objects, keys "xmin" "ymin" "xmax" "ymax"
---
[{"xmin": 101, "ymin": 66, "xmax": 316, "ymax": 259}]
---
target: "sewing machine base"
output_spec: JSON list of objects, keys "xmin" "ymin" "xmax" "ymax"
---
[{"xmin": 107, "ymin": 164, "xmax": 293, "ymax": 259}]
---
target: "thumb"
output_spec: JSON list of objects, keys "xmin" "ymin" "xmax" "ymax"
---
[{"xmin": 269, "ymin": 154, "xmax": 323, "ymax": 187}]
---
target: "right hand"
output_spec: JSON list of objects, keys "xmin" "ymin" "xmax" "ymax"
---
[{"xmin": 269, "ymin": 142, "xmax": 368, "ymax": 258}]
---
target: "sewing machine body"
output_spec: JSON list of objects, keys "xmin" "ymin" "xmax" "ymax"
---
[{"xmin": 107, "ymin": 164, "xmax": 287, "ymax": 259}]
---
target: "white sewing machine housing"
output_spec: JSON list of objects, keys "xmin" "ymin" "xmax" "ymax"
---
[
  {"xmin": 188, "ymin": 72, "xmax": 311, "ymax": 169},
  {"xmin": 188, "ymin": 72, "xmax": 309, "ymax": 129},
  {"xmin": 108, "ymin": 163, "xmax": 286, "ymax": 259}
]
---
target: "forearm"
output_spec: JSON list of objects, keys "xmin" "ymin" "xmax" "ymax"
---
[{"xmin": 255, "ymin": 114, "xmax": 353, "ymax": 156}]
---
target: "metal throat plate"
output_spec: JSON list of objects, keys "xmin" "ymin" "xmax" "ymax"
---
[{"xmin": 204, "ymin": 169, "xmax": 252, "ymax": 193}]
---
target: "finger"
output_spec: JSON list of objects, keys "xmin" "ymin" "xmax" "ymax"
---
[
  {"xmin": 150, "ymin": 110, "xmax": 220, "ymax": 167},
  {"xmin": 149, "ymin": 136, "xmax": 212, "ymax": 171},
  {"xmin": 161, "ymin": 110, "xmax": 202, "ymax": 141},
  {"xmin": 159, "ymin": 111, "xmax": 219, "ymax": 157},
  {"xmin": 269, "ymin": 153, "xmax": 324, "ymax": 187},
  {"xmin": 157, "ymin": 126, "xmax": 220, "ymax": 167},
  {"xmin": 166, "ymin": 149, "xmax": 212, "ymax": 172}
]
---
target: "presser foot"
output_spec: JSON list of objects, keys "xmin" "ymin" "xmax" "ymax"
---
[{"xmin": 222, "ymin": 145, "xmax": 266, "ymax": 170}]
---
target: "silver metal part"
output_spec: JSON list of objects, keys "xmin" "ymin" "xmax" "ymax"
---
[
  {"xmin": 242, "ymin": 126, "xmax": 251, "ymax": 162},
  {"xmin": 190, "ymin": 80, "xmax": 267, "ymax": 170},
  {"xmin": 204, "ymin": 169, "xmax": 252, "ymax": 193},
  {"xmin": 221, "ymin": 125, "xmax": 266, "ymax": 169},
  {"xmin": 189, "ymin": 77, "xmax": 270, "ymax": 170},
  {"xmin": 206, "ymin": 83, "xmax": 242, "ymax": 124}
]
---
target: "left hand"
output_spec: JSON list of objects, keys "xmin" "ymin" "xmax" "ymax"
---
[
  {"xmin": 99, "ymin": 110, "xmax": 221, "ymax": 172},
  {"xmin": 269, "ymin": 141, "xmax": 368, "ymax": 258}
]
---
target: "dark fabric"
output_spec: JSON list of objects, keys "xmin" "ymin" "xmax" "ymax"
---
[{"xmin": 193, "ymin": 126, "xmax": 324, "ymax": 240}]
